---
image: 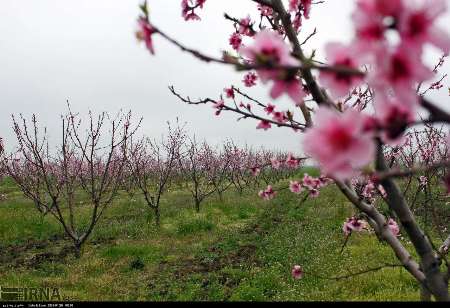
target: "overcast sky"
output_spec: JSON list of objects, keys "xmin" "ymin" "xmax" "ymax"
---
[{"xmin": 1, "ymin": 0, "xmax": 449, "ymax": 153}]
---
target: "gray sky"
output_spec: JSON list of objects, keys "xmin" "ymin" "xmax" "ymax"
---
[{"xmin": 1, "ymin": 0, "xmax": 449, "ymax": 153}]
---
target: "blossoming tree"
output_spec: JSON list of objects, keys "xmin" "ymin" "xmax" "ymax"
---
[
  {"xmin": 1, "ymin": 107, "xmax": 140, "ymax": 257},
  {"xmin": 135, "ymin": 0, "xmax": 450, "ymax": 301}
]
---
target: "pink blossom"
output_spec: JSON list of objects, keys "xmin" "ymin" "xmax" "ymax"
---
[
  {"xmin": 370, "ymin": 44, "xmax": 433, "ymax": 104},
  {"xmin": 289, "ymin": 180, "xmax": 303, "ymax": 194},
  {"xmin": 343, "ymin": 216, "xmax": 364, "ymax": 235},
  {"xmin": 292, "ymin": 14, "xmax": 302, "ymax": 33},
  {"xmin": 257, "ymin": 4, "xmax": 273, "ymax": 17},
  {"xmin": 243, "ymin": 72, "xmax": 258, "ymax": 87},
  {"xmin": 196, "ymin": 0, "xmax": 206, "ymax": 8},
  {"xmin": 224, "ymin": 87, "xmax": 235, "ymax": 99},
  {"xmin": 362, "ymin": 181, "xmax": 376, "ymax": 201},
  {"xmin": 291, "ymin": 265, "xmax": 304, "ymax": 279},
  {"xmin": 352, "ymin": 0, "xmax": 389, "ymax": 56},
  {"xmin": 181, "ymin": 0, "xmax": 205, "ymax": 21},
  {"xmin": 212, "ymin": 100, "xmax": 225, "ymax": 116},
  {"xmin": 319, "ymin": 43, "xmax": 364, "ymax": 99},
  {"xmin": 240, "ymin": 30, "xmax": 305, "ymax": 104},
  {"xmin": 318, "ymin": 175, "xmax": 333, "ymax": 187},
  {"xmin": 374, "ymin": 96, "xmax": 416, "ymax": 143},
  {"xmin": 301, "ymin": 0, "xmax": 312, "ymax": 19},
  {"xmin": 375, "ymin": 0, "xmax": 403, "ymax": 17},
  {"xmin": 229, "ymin": 32, "xmax": 243, "ymax": 51},
  {"xmin": 387, "ymin": 218, "xmax": 400, "ymax": 237},
  {"xmin": 289, "ymin": 0, "xmax": 300, "ymax": 12},
  {"xmin": 397, "ymin": 0, "xmax": 450, "ymax": 55},
  {"xmin": 251, "ymin": 166, "xmax": 261, "ymax": 177},
  {"xmin": 238, "ymin": 16, "xmax": 253, "ymax": 37},
  {"xmin": 270, "ymin": 77, "xmax": 306, "ymax": 104},
  {"xmin": 264, "ymin": 103, "xmax": 275, "ymax": 115},
  {"xmin": 289, "ymin": 0, "xmax": 312, "ymax": 19},
  {"xmin": 136, "ymin": 17, "xmax": 155, "ymax": 54},
  {"xmin": 240, "ymin": 30, "xmax": 300, "ymax": 82},
  {"xmin": 302, "ymin": 173, "xmax": 315, "ymax": 190},
  {"xmin": 256, "ymin": 120, "xmax": 271, "ymax": 131},
  {"xmin": 271, "ymin": 157, "xmax": 281, "ymax": 170},
  {"xmin": 184, "ymin": 12, "xmax": 200, "ymax": 21},
  {"xmin": 309, "ymin": 188, "xmax": 319, "ymax": 198},
  {"xmin": 272, "ymin": 111, "xmax": 287, "ymax": 123},
  {"xmin": 285, "ymin": 153, "xmax": 299, "ymax": 169},
  {"xmin": 302, "ymin": 107, "xmax": 375, "ymax": 180},
  {"xmin": 258, "ymin": 185, "xmax": 277, "ymax": 200}
]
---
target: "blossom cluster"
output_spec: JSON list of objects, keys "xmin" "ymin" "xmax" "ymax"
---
[
  {"xmin": 342, "ymin": 216, "xmax": 399, "ymax": 237},
  {"xmin": 304, "ymin": 0, "xmax": 450, "ymax": 180}
]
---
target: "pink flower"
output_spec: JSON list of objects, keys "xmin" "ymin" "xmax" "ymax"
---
[
  {"xmin": 353, "ymin": 1, "xmax": 386, "ymax": 37},
  {"xmin": 351, "ymin": 0, "xmax": 390, "ymax": 56},
  {"xmin": 251, "ymin": 166, "xmax": 261, "ymax": 177},
  {"xmin": 272, "ymin": 111, "xmax": 287, "ymax": 123},
  {"xmin": 302, "ymin": 107, "xmax": 375, "ymax": 180},
  {"xmin": 264, "ymin": 103, "xmax": 275, "ymax": 115},
  {"xmin": 289, "ymin": 0, "xmax": 300, "ymax": 12},
  {"xmin": 374, "ymin": 97, "xmax": 416, "ymax": 143},
  {"xmin": 229, "ymin": 32, "xmax": 243, "ymax": 51},
  {"xmin": 292, "ymin": 15, "xmax": 302, "ymax": 33},
  {"xmin": 136, "ymin": 17, "xmax": 155, "ymax": 54},
  {"xmin": 289, "ymin": 0, "xmax": 312, "ymax": 19},
  {"xmin": 362, "ymin": 181, "xmax": 376, "ymax": 200},
  {"xmin": 212, "ymin": 100, "xmax": 225, "ymax": 116},
  {"xmin": 302, "ymin": 173, "xmax": 315, "ymax": 190},
  {"xmin": 319, "ymin": 43, "xmax": 364, "ymax": 99},
  {"xmin": 309, "ymin": 188, "xmax": 319, "ymax": 198},
  {"xmin": 318, "ymin": 175, "xmax": 333, "ymax": 187},
  {"xmin": 370, "ymin": 44, "xmax": 433, "ymax": 104},
  {"xmin": 289, "ymin": 180, "xmax": 303, "ymax": 194},
  {"xmin": 397, "ymin": 0, "xmax": 450, "ymax": 55},
  {"xmin": 387, "ymin": 218, "xmax": 400, "ymax": 237},
  {"xmin": 285, "ymin": 153, "xmax": 299, "ymax": 169},
  {"xmin": 271, "ymin": 157, "xmax": 281, "ymax": 170},
  {"xmin": 256, "ymin": 120, "xmax": 271, "ymax": 131},
  {"xmin": 258, "ymin": 185, "xmax": 277, "ymax": 200},
  {"xmin": 375, "ymin": 0, "xmax": 403, "ymax": 17},
  {"xmin": 301, "ymin": 0, "xmax": 312, "ymax": 19},
  {"xmin": 181, "ymin": 0, "xmax": 205, "ymax": 21},
  {"xmin": 240, "ymin": 30, "xmax": 300, "ymax": 82},
  {"xmin": 343, "ymin": 216, "xmax": 364, "ymax": 235},
  {"xmin": 257, "ymin": 4, "xmax": 273, "ymax": 17},
  {"xmin": 196, "ymin": 0, "xmax": 206, "ymax": 8},
  {"xmin": 224, "ymin": 87, "xmax": 235, "ymax": 99},
  {"xmin": 238, "ymin": 16, "xmax": 253, "ymax": 37},
  {"xmin": 243, "ymin": 72, "xmax": 258, "ymax": 87},
  {"xmin": 240, "ymin": 30, "xmax": 305, "ymax": 104},
  {"xmin": 270, "ymin": 77, "xmax": 306, "ymax": 104},
  {"xmin": 291, "ymin": 265, "xmax": 304, "ymax": 279}
]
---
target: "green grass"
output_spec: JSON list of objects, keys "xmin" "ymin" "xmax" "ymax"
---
[{"xmin": 0, "ymin": 171, "xmax": 447, "ymax": 301}]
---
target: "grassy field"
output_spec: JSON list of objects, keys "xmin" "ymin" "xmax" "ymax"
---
[{"xmin": 0, "ymin": 169, "xmax": 435, "ymax": 301}]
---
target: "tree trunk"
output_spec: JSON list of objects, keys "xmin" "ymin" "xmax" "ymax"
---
[
  {"xmin": 154, "ymin": 206, "xmax": 161, "ymax": 227},
  {"xmin": 73, "ymin": 242, "xmax": 82, "ymax": 258},
  {"xmin": 195, "ymin": 199, "xmax": 200, "ymax": 212},
  {"xmin": 420, "ymin": 284, "xmax": 432, "ymax": 302}
]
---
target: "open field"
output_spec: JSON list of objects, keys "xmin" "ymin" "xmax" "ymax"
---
[{"xmin": 0, "ymin": 168, "xmax": 442, "ymax": 301}]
